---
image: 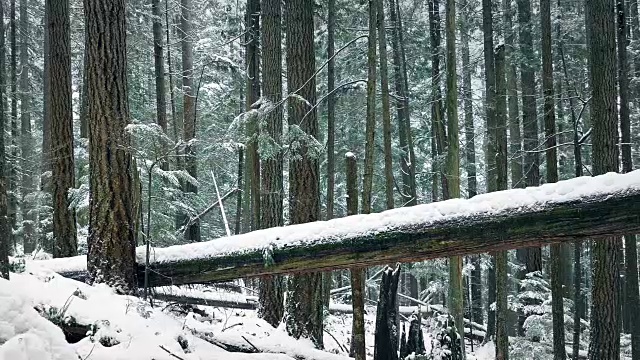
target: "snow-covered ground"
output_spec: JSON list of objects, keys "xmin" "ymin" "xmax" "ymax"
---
[{"xmin": 0, "ymin": 268, "xmax": 497, "ymax": 360}]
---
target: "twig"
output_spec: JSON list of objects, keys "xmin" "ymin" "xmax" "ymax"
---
[
  {"xmin": 159, "ymin": 345, "xmax": 186, "ymax": 360},
  {"xmin": 241, "ymin": 336, "xmax": 260, "ymax": 352},
  {"xmin": 325, "ymin": 329, "xmax": 346, "ymax": 353},
  {"xmin": 221, "ymin": 323, "xmax": 243, "ymax": 332}
]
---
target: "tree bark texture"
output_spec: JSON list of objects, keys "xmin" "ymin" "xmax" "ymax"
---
[
  {"xmin": 373, "ymin": 266, "xmax": 400, "ymax": 360},
  {"xmin": 49, "ymin": 0, "xmax": 77, "ymax": 258},
  {"xmin": 284, "ymin": 0, "xmax": 323, "ymax": 348},
  {"xmin": 0, "ymin": 0, "xmax": 8, "ymax": 279},
  {"xmin": 460, "ymin": 0, "xmax": 476, "ymax": 199},
  {"xmin": 326, "ymin": 0, "xmax": 336, "ymax": 219},
  {"xmin": 362, "ymin": 0, "xmax": 377, "ymax": 215},
  {"xmin": 8, "ymin": 0, "xmax": 17, "ymax": 252},
  {"xmin": 85, "ymin": 0, "xmax": 137, "ymax": 294},
  {"xmin": 377, "ymin": 0, "xmax": 394, "ymax": 211},
  {"xmin": 258, "ymin": 0, "xmax": 284, "ymax": 328}
]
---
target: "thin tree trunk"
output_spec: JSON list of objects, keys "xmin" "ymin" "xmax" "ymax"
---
[
  {"xmin": 346, "ymin": 153, "xmax": 365, "ymax": 360},
  {"xmin": 494, "ymin": 44, "xmax": 509, "ymax": 360},
  {"xmin": 258, "ymin": 0, "xmax": 284, "ymax": 328},
  {"xmin": 8, "ymin": 0, "xmax": 16, "ymax": 252},
  {"xmin": 180, "ymin": 0, "xmax": 200, "ymax": 242},
  {"xmin": 429, "ymin": 0, "xmax": 446, "ymax": 203},
  {"xmin": 618, "ymin": 0, "xmax": 640, "ymax": 357},
  {"xmin": 18, "ymin": 0, "xmax": 34, "ymax": 253},
  {"xmin": 326, "ymin": 0, "xmax": 336, "ymax": 219},
  {"xmin": 284, "ymin": 0, "xmax": 323, "ymax": 348},
  {"xmin": 79, "ymin": 35, "xmax": 88, "ymax": 139},
  {"xmin": 85, "ymin": 0, "xmax": 137, "ymax": 294},
  {"xmin": 362, "ymin": 0, "xmax": 377, "ymax": 215},
  {"xmin": 460, "ymin": 0, "xmax": 476, "ymax": 199},
  {"xmin": 0, "ymin": 0, "xmax": 9, "ymax": 279},
  {"xmin": 587, "ymin": 0, "xmax": 621, "ymax": 357},
  {"xmin": 444, "ymin": 0, "xmax": 463, "ymax": 356},
  {"xmin": 542, "ymin": 0, "xmax": 566, "ymax": 357},
  {"xmin": 152, "ymin": 0, "xmax": 168, "ymax": 170},
  {"xmin": 377, "ymin": 0, "xmax": 394, "ymax": 210},
  {"xmin": 49, "ymin": 0, "xmax": 77, "ymax": 258}
]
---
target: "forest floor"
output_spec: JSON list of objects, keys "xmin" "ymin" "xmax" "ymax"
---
[{"xmin": 0, "ymin": 267, "xmax": 499, "ymax": 360}]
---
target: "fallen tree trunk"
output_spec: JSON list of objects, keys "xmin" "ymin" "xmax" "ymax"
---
[
  {"xmin": 154, "ymin": 293, "xmax": 258, "ymax": 310},
  {"xmin": 29, "ymin": 171, "xmax": 640, "ymax": 287}
]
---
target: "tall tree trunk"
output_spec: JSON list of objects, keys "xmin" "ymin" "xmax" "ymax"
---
[
  {"xmin": 258, "ymin": 0, "xmax": 284, "ymax": 328},
  {"xmin": 494, "ymin": 44, "xmax": 509, "ymax": 360},
  {"xmin": 516, "ymin": 0, "xmax": 542, "ymax": 335},
  {"xmin": 586, "ymin": 0, "xmax": 621, "ymax": 357},
  {"xmin": 284, "ymin": 0, "xmax": 323, "ymax": 348},
  {"xmin": 461, "ymin": 0, "xmax": 481, "ymax": 325},
  {"xmin": 41, "ymin": 5, "xmax": 52, "ymax": 253},
  {"xmin": 429, "ymin": 0, "xmax": 445, "ymax": 203},
  {"xmin": 243, "ymin": 0, "xmax": 260, "ymax": 232},
  {"xmin": 8, "ymin": 0, "xmax": 17, "ymax": 253},
  {"xmin": 460, "ymin": 0, "xmax": 476, "ymax": 199},
  {"xmin": 542, "ymin": 0, "xmax": 566, "ymax": 357},
  {"xmin": 85, "ymin": 0, "xmax": 137, "ymax": 294},
  {"xmin": 481, "ymin": 0, "xmax": 497, "ymax": 339},
  {"xmin": 388, "ymin": 0, "xmax": 416, "ymax": 206},
  {"xmin": 152, "ymin": 0, "xmax": 168, "ymax": 170},
  {"xmin": 79, "ymin": 35, "xmax": 88, "ymax": 139},
  {"xmin": 49, "ymin": 0, "xmax": 77, "ymax": 258},
  {"xmin": 326, "ymin": 0, "xmax": 336, "ymax": 219},
  {"xmin": 618, "ymin": 0, "xmax": 640, "ymax": 357},
  {"xmin": 345, "ymin": 153, "xmax": 365, "ymax": 360},
  {"xmin": 180, "ymin": 0, "xmax": 200, "ymax": 241},
  {"xmin": 18, "ymin": 0, "xmax": 34, "ymax": 253},
  {"xmin": 0, "ymin": 0, "xmax": 9, "ymax": 279},
  {"xmin": 504, "ymin": 0, "xmax": 522, "ymax": 189},
  {"xmin": 362, "ymin": 0, "xmax": 377, "ymax": 215},
  {"xmin": 377, "ymin": 0, "xmax": 394, "ymax": 210},
  {"xmin": 443, "ymin": 0, "xmax": 464, "ymax": 356}
]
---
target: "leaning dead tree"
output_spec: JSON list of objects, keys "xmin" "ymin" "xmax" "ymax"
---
[{"xmin": 31, "ymin": 171, "xmax": 640, "ymax": 287}]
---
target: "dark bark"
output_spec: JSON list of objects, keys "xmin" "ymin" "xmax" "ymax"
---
[
  {"xmin": 19, "ymin": 0, "xmax": 35, "ymax": 252},
  {"xmin": 85, "ymin": 0, "xmax": 137, "ymax": 294},
  {"xmin": 377, "ymin": 0, "xmax": 394, "ymax": 211},
  {"xmin": 494, "ymin": 45, "xmax": 509, "ymax": 360},
  {"xmin": 8, "ymin": 0, "xmax": 16, "ymax": 253},
  {"xmin": 470, "ymin": 254, "xmax": 483, "ymax": 325},
  {"xmin": 504, "ymin": 0, "xmax": 522, "ymax": 189},
  {"xmin": 542, "ymin": 0, "xmax": 565, "ymax": 357},
  {"xmin": 362, "ymin": 0, "xmax": 377, "ymax": 215},
  {"xmin": 0, "ymin": 0, "xmax": 8, "ymax": 279},
  {"xmin": 460, "ymin": 0, "xmax": 476, "ymax": 199},
  {"xmin": 284, "ymin": 0, "xmax": 323, "ymax": 348},
  {"xmin": 326, "ymin": 0, "xmax": 336, "ymax": 219},
  {"xmin": 79, "ymin": 36, "xmax": 88, "ymax": 139},
  {"xmin": 405, "ymin": 315, "xmax": 426, "ymax": 355},
  {"xmin": 244, "ymin": 0, "xmax": 261, "ymax": 232},
  {"xmin": 180, "ymin": 0, "xmax": 200, "ymax": 242},
  {"xmin": 258, "ymin": 0, "xmax": 284, "ymax": 328},
  {"xmin": 619, "ymin": 0, "xmax": 640, "ymax": 357},
  {"xmin": 388, "ymin": 0, "xmax": 416, "ymax": 206},
  {"xmin": 346, "ymin": 153, "xmax": 365, "ymax": 360},
  {"xmin": 49, "ymin": 0, "xmax": 77, "ymax": 258},
  {"xmin": 152, "ymin": 0, "xmax": 168, "ymax": 171},
  {"xmin": 373, "ymin": 266, "xmax": 400, "ymax": 360},
  {"xmin": 429, "ymin": 0, "xmax": 446, "ymax": 202},
  {"xmin": 587, "ymin": 0, "xmax": 621, "ymax": 357}
]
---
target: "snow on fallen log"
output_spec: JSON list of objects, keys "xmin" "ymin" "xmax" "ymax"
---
[{"xmin": 28, "ymin": 171, "xmax": 640, "ymax": 287}]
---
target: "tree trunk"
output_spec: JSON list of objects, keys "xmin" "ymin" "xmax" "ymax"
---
[
  {"xmin": 388, "ymin": 0, "xmax": 416, "ymax": 206},
  {"xmin": 346, "ymin": 153, "xmax": 365, "ymax": 360},
  {"xmin": 326, "ymin": 0, "xmax": 336, "ymax": 219},
  {"xmin": 587, "ymin": 0, "xmax": 621, "ymax": 357},
  {"xmin": 460, "ymin": 0, "xmax": 476, "ymax": 199},
  {"xmin": 373, "ymin": 266, "xmax": 400, "ymax": 360},
  {"xmin": 504, "ymin": 0, "xmax": 522, "ymax": 189},
  {"xmin": 85, "ymin": 0, "xmax": 137, "ymax": 294},
  {"xmin": 284, "ymin": 0, "xmax": 323, "ymax": 348},
  {"xmin": 0, "ymin": 0, "xmax": 8, "ymax": 279},
  {"xmin": 494, "ymin": 44, "xmax": 509, "ymax": 360},
  {"xmin": 258, "ymin": 0, "xmax": 284, "ymax": 328},
  {"xmin": 49, "ymin": 0, "xmax": 77, "ymax": 258},
  {"xmin": 542, "ymin": 0, "xmax": 566, "ymax": 357},
  {"xmin": 618, "ymin": 0, "xmax": 640, "ymax": 357},
  {"xmin": 362, "ymin": 0, "xmax": 377, "ymax": 215},
  {"xmin": 429, "ymin": 0, "xmax": 446, "ymax": 202},
  {"xmin": 180, "ymin": 0, "xmax": 200, "ymax": 242},
  {"xmin": 8, "ymin": 0, "xmax": 17, "ymax": 254},
  {"xmin": 481, "ymin": 0, "xmax": 497, "ymax": 339},
  {"xmin": 444, "ymin": 0, "xmax": 464, "ymax": 355},
  {"xmin": 41, "ymin": 5, "xmax": 53, "ymax": 253},
  {"xmin": 152, "ymin": 0, "xmax": 168, "ymax": 170},
  {"xmin": 19, "ymin": 0, "xmax": 34, "ymax": 253},
  {"xmin": 377, "ymin": 0, "xmax": 394, "ymax": 211}
]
